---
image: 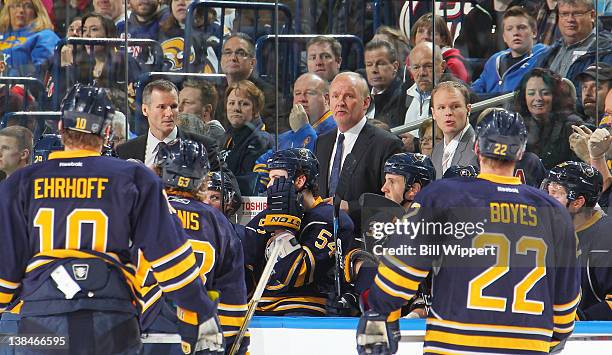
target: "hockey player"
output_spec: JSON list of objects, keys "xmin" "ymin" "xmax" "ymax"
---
[
  {"xmin": 200, "ymin": 170, "xmax": 243, "ymax": 218},
  {"xmin": 138, "ymin": 139, "xmax": 248, "ymax": 354},
  {"xmin": 245, "ymin": 148, "xmax": 355, "ymax": 315},
  {"xmin": 381, "ymin": 152, "xmax": 435, "ymax": 209},
  {"xmin": 442, "ymin": 164, "xmax": 479, "ymax": 178},
  {"xmin": 357, "ymin": 108, "xmax": 580, "ymax": 354},
  {"xmin": 0, "ymin": 84, "xmax": 223, "ymax": 354},
  {"xmin": 542, "ymin": 161, "xmax": 612, "ymax": 320},
  {"xmin": 31, "ymin": 134, "xmax": 64, "ymax": 163}
]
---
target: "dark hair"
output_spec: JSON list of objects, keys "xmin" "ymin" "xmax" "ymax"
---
[
  {"xmin": 82, "ymin": 12, "xmax": 118, "ymax": 38},
  {"xmin": 143, "ymin": 79, "xmax": 179, "ymax": 105},
  {"xmin": 306, "ymin": 36, "xmax": 342, "ymax": 59},
  {"xmin": 410, "ymin": 13, "xmax": 452, "ymax": 47},
  {"xmin": 365, "ymin": 39, "xmax": 398, "ymax": 63},
  {"xmin": 503, "ymin": 6, "xmax": 537, "ymax": 31},
  {"xmin": 223, "ymin": 32, "xmax": 255, "ymax": 57},
  {"xmin": 513, "ymin": 68, "xmax": 565, "ymax": 117}
]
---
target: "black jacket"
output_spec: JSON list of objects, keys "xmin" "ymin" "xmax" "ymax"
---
[{"xmin": 115, "ymin": 128, "xmax": 222, "ymax": 171}]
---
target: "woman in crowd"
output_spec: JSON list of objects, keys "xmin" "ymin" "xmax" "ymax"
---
[
  {"xmin": 0, "ymin": 0, "xmax": 59, "ymax": 77},
  {"xmin": 158, "ymin": 0, "xmax": 218, "ymax": 73},
  {"xmin": 514, "ymin": 68, "xmax": 583, "ymax": 169},
  {"xmin": 409, "ymin": 13, "xmax": 469, "ymax": 83},
  {"xmin": 417, "ymin": 119, "xmax": 443, "ymax": 157},
  {"xmin": 223, "ymin": 80, "xmax": 274, "ymax": 195},
  {"xmin": 51, "ymin": 12, "xmax": 140, "ymax": 113}
]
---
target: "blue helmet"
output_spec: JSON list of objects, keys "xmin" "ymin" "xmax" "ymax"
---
[
  {"xmin": 267, "ymin": 148, "xmax": 319, "ymax": 190},
  {"xmin": 60, "ymin": 84, "xmax": 114, "ymax": 136},
  {"xmin": 32, "ymin": 134, "xmax": 64, "ymax": 163},
  {"xmin": 541, "ymin": 161, "xmax": 603, "ymax": 207},
  {"xmin": 384, "ymin": 153, "xmax": 435, "ymax": 189},
  {"xmin": 476, "ymin": 109, "xmax": 527, "ymax": 161},
  {"xmin": 155, "ymin": 138, "xmax": 210, "ymax": 192},
  {"xmin": 443, "ymin": 165, "xmax": 480, "ymax": 179},
  {"xmin": 206, "ymin": 170, "xmax": 242, "ymax": 215}
]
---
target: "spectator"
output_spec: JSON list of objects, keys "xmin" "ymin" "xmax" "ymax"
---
[
  {"xmin": 363, "ymin": 39, "xmax": 402, "ymax": 127},
  {"xmin": 117, "ymin": 0, "xmax": 164, "ymax": 40},
  {"xmin": 576, "ymin": 63, "xmax": 612, "ymax": 125},
  {"xmin": 159, "ymin": 0, "xmax": 217, "ymax": 73},
  {"xmin": 220, "ymin": 33, "xmax": 288, "ymax": 134},
  {"xmin": 417, "ymin": 120, "xmax": 443, "ymax": 157},
  {"xmin": 373, "ymin": 25, "xmax": 410, "ymax": 70},
  {"xmin": 514, "ymin": 68, "xmax": 583, "ymax": 169},
  {"xmin": 52, "ymin": 12, "xmax": 140, "ymax": 113},
  {"xmin": 52, "ymin": 2, "xmax": 92, "ymax": 37},
  {"xmin": 536, "ymin": 0, "xmax": 561, "ymax": 45},
  {"xmin": 306, "ymin": 36, "xmax": 342, "ymax": 82},
  {"xmin": 110, "ymin": 110, "xmax": 129, "ymax": 147},
  {"xmin": 410, "ymin": 12, "xmax": 470, "ymax": 83},
  {"xmin": 223, "ymin": 80, "xmax": 274, "ymax": 194},
  {"xmin": 178, "ymin": 79, "xmax": 225, "ymax": 147},
  {"xmin": 430, "ymin": 81, "xmax": 477, "ymax": 178},
  {"xmin": 381, "ymin": 42, "xmax": 449, "ymax": 134},
  {"xmin": 94, "ymin": 0, "xmax": 125, "ymax": 25},
  {"xmin": 538, "ymin": 0, "xmax": 612, "ymax": 95},
  {"xmin": 292, "ymin": 72, "xmax": 336, "ymax": 136},
  {"xmin": 471, "ymin": 6, "xmax": 548, "ymax": 95},
  {"xmin": 315, "ymin": 72, "xmax": 402, "ymax": 226},
  {"xmin": 115, "ymin": 79, "xmax": 221, "ymax": 170},
  {"xmin": 67, "ymin": 16, "xmax": 82, "ymax": 37},
  {"xmin": 0, "ymin": 0, "xmax": 60, "ymax": 78},
  {"xmin": 0, "ymin": 125, "xmax": 33, "ymax": 179}
]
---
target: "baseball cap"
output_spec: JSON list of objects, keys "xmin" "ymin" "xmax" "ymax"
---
[{"xmin": 576, "ymin": 63, "xmax": 612, "ymax": 82}]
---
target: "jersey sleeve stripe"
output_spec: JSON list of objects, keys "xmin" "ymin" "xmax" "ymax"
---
[
  {"xmin": 553, "ymin": 324, "xmax": 575, "ymax": 333},
  {"xmin": 158, "ymin": 267, "xmax": 201, "ymax": 293},
  {"xmin": 373, "ymin": 275, "xmax": 415, "ymax": 301},
  {"xmin": 553, "ymin": 293, "xmax": 581, "ymax": 312},
  {"xmin": 0, "ymin": 292, "xmax": 14, "ymax": 304},
  {"xmin": 303, "ymin": 246, "xmax": 316, "ymax": 284},
  {"xmin": 0, "ymin": 279, "xmax": 19, "ymax": 289},
  {"xmin": 426, "ymin": 318, "xmax": 553, "ymax": 337},
  {"xmin": 218, "ymin": 303, "xmax": 248, "ymax": 311},
  {"xmin": 378, "ymin": 264, "xmax": 421, "ymax": 291},
  {"xmin": 553, "ymin": 311, "xmax": 576, "ymax": 325},
  {"xmin": 385, "ymin": 256, "xmax": 430, "ymax": 278},
  {"xmin": 150, "ymin": 241, "xmax": 192, "ymax": 268},
  {"xmin": 219, "ymin": 315, "xmax": 245, "ymax": 327},
  {"xmin": 152, "ymin": 253, "xmax": 197, "ymax": 283}
]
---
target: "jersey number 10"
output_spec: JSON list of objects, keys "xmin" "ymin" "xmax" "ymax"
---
[{"xmin": 34, "ymin": 208, "xmax": 109, "ymax": 252}]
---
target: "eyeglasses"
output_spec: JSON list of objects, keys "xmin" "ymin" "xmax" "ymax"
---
[
  {"xmin": 9, "ymin": 3, "xmax": 34, "ymax": 10},
  {"xmin": 222, "ymin": 49, "xmax": 251, "ymax": 59},
  {"xmin": 558, "ymin": 10, "xmax": 591, "ymax": 19}
]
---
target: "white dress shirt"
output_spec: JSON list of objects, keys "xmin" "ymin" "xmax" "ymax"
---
[
  {"xmin": 328, "ymin": 117, "xmax": 367, "ymax": 180},
  {"xmin": 441, "ymin": 123, "xmax": 471, "ymax": 173},
  {"xmin": 144, "ymin": 126, "xmax": 178, "ymax": 166},
  {"xmin": 404, "ymin": 84, "xmax": 431, "ymax": 137}
]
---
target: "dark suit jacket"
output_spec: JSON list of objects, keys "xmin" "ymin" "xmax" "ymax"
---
[
  {"xmin": 115, "ymin": 128, "xmax": 222, "ymax": 171},
  {"xmin": 431, "ymin": 125, "xmax": 478, "ymax": 179},
  {"xmin": 315, "ymin": 122, "xmax": 403, "ymax": 225}
]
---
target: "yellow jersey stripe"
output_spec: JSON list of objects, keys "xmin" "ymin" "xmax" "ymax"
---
[
  {"xmin": 150, "ymin": 241, "xmax": 192, "ymax": 268},
  {"xmin": 374, "ymin": 275, "xmax": 414, "ymax": 301},
  {"xmin": 0, "ymin": 278, "xmax": 19, "ymax": 289},
  {"xmin": 153, "ymin": 253, "xmax": 196, "ymax": 283},
  {"xmin": 385, "ymin": 256, "xmax": 429, "ymax": 278},
  {"xmin": 553, "ymin": 311, "xmax": 576, "ymax": 325},
  {"xmin": 378, "ymin": 266, "xmax": 420, "ymax": 292},
  {"xmin": 220, "ymin": 315, "xmax": 245, "ymax": 327},
  {"xmin": 427, "ymin": 318, "xmax": 553, "ymax": 337},
  {"xmin": 218, "ymin": 303, "xmax": 248, "ymax": 311},
  {"xmin": 553, "ymin": 293, "xmax": 581, "ymax": 312},
  {"xmin": 159, "ymin": 267, "xmax": 201, "ymax": 293},
  {"xmin": 425, "ymin": 330, "xmax": 550, "ymax": 352},
  {"xmin": 0, "ymin": 291, "xmax": 14, "ymax": 303}
]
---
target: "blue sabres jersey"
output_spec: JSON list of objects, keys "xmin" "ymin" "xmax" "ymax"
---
[
  {"xmin": 514, "ymin": 151, "xmax": 547, "ymax": 188},
  {"xmin": 576, "ymin": 210, "xmax": 612, "ymax": 320},
  {"xmin": 369, "ymin": 173, "xmax": 580, "ymax": 354},
  {"xmin": 0, "ymin": 150, "xmax": 214, "ymax": 320},
  {"xmin": 136, "ymin": 193, "xmax": 248, "ymax": 350},
  {"xmin": 245, "ymin": 198, "xmax": 355, "ymax": 315}
]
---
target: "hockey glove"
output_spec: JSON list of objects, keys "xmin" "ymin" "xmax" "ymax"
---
[
  {"xmin": 177, "ymin": 306, "xmax": 225, "ymax": 355},
  {"xmin": 356, "ymin": 310, "xmax": 400, "ymax": 355},
  {"xmin": 326, "ymin": 291, "xmax": 360, "ymax": 316},
  {"xmin": 265, "ymin": 230, "xmax": 301, "ymax": 261},
  {"xmin": 263, "ymin": 176, "xmax": 303, "ymax": 232}
]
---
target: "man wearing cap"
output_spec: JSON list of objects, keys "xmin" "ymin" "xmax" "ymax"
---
[{"xmin": 577, "ymin": 63, "xmax": 612, "ymax": 125}]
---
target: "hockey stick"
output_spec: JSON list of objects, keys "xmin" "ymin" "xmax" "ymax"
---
[{"xmin": 228, "ymin": 241, "xmax": 283, "ymax": 355}]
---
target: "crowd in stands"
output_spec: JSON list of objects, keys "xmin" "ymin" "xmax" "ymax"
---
[{"xmin": 2, "ymin": 0, "xmax": 612, "ymax": 326}]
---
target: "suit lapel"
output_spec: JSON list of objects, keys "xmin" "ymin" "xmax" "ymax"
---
[
  {"xmin": 348, "ymin": 123, "xmax": 374, "ymax": 172},
  {"xmin": 135, "ymin": 135, "xmax": 147, "ymax": 162},
  {"xmin": 318, "ymin": 129, "xmax": 336, "ymax": 196},
  {"xmin": 452, "ymin": 126, "xmax": 475, "ymax": 165}
]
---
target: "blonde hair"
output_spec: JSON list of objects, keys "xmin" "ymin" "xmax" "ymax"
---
[{"xmin": 0, "ymin": 0, "xmax": 55, "ymax": 33}]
